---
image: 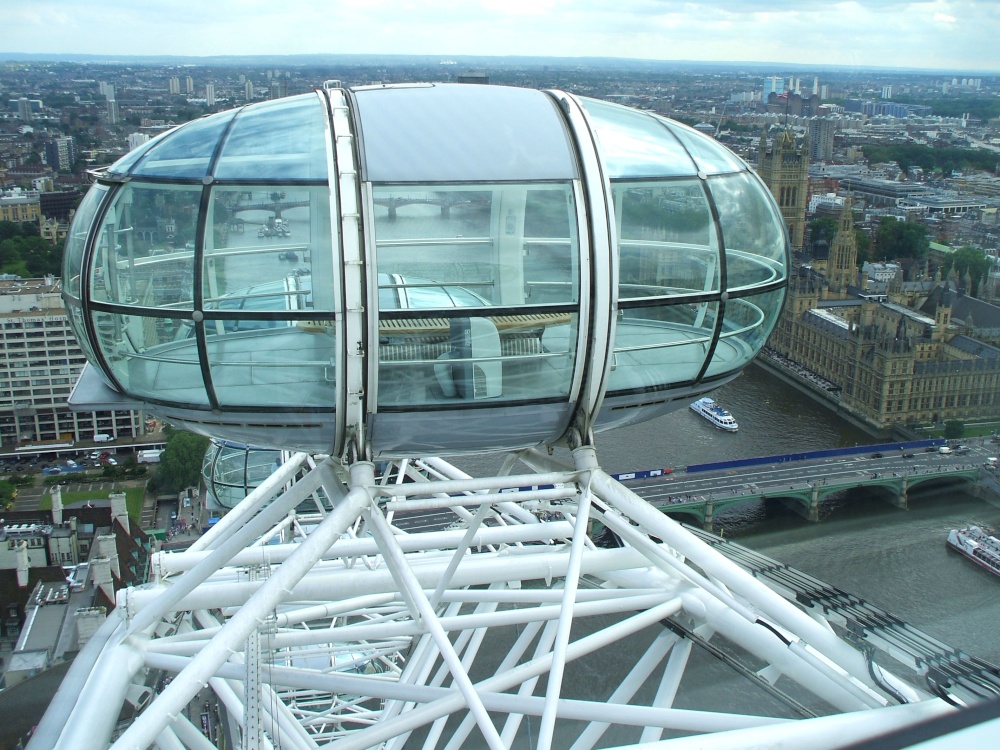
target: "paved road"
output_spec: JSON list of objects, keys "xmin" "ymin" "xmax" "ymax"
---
[{"xmin": 626, "ymin": 439, "xmax": 997, "ymax": 506}]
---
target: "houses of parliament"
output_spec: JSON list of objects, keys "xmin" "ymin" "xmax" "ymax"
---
[{"xmin": 757, "ymin": 130, "xmax": 1000, "ymax": 434}]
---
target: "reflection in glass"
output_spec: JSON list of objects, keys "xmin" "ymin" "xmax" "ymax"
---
[
  {"xmin": 90, "ymin": 183, "xmax": 201, "ymax": 310},
  {"xmin": 214, "ymin": 95, "xmax": 328, "ymax": 181},
  {"xmin": 207, "ymin": 321, "xmax": 336, "ymax": 408},
  {"xmin": 710, "ymin": 172, "xmax": 788, "ymax": 269},
  {"xmin": 579, "ymin": 98, "xmax": 693, "ymax": 179},
  {"xmin": 93, "ymin": 311, "xmax": 209, "ymax": 406},
  {"xmin": 614, "ymin": 181, "xmax": 719, "ymax": 298},
  {"xmin": 373, "ymin": 184, "xmax": 578, "ymax": 307},
  {"xmin": 704, "ymin": 290, "xmax": 784, "ymax": 378},
  {"xmin": 63, "ymin": 185, "xmax": 107, "ymax": 298},
  {"xmin": 130, "ymin": 110, "xmax": 236, "ymax": 180},
  {"xmin": 202, "ymin": 441, "xmax": 282, "ymax": 509},
  {"xmin": 608, "ymin": 302, "xmax": 718, "ymax": 392},
  {"xmin": 203, "ymin": 186, "xmax": 335, "ymax": 313},
  {"xmin": 378, "ymin": 313, "xmax": 577, "ymax": 408}
]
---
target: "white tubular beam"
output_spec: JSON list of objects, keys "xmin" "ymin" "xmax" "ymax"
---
[
  {"xmin": 374, "ymin": 467, "xmax": 579, "ymax": 498},
  {"xmin": 187, "ymin": 451, "xmax": 310, "ymax": 553},
  {"xmin": 53, "ymin": 630, "xmax": 145, "ymax": 750},
  {"xmin": 493, "ymin": 620, "xmax": 560, "ymax": 749},
  {"xmin": 429, "ymin": 503, "xmax": 491, "ymax": 607},
  {"xmin": 326, "ymin": 598, "xmax": 686, "ymax": 750},
  {"xmin": 621, "ymin": 699, "xmax": 955, "ymax": 750},
  {"xmin": 638, "ymin": 638, "xmax": 692, "ymax": 744},
  {"xmin": 366, "ymin": 504, "xmax": 505, "ymax": 750},
  {"xmin": 582, "ymin": 455, "xmax": 881, "ymax": 689},
  {"xmin": 145, "ymin": 652, "xmax": 785, "ymax": 735},
  {"xmin": 153, "ymin": 726, "xmax": 184, "ymax": 750},
  {"xmin": 538, "ymin": 487, "xmax": 593, "ymax": 750},
  {"xmin": 416, "ymin": 456, "xmax": 547, "ymax": 525},
  {"xmin": 383, "ymin": 486, "xmax": 577, "ymax": 512},
  {"xmin": 110, "ymin": 463, "xmax": 375, "ymax": 750},
  {"xmin": 127, "ymin": 545, "xmax": 656, "ymax": 613},
  {"xmin": 570, "ymin": 630, "xmax": 680, "ymax": 750},
  {"xmin": 167, "ymin": 716, "xmax": 218, "ymax": 750},
  {"xmin": 130, "ymin": 459, "xmax": 330, "ymax": 634},
  {"xmin": 28, "ymin": 608, "xmax": 125, "ymax": 750},
  {"xmin": 153, "ymin": 521, "xmax": 575, "ymax": 574}
]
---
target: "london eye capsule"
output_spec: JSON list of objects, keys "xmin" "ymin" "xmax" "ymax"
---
[{"xmin": 63, "ymin": 83, "xmax": 788, "ymax": 457}]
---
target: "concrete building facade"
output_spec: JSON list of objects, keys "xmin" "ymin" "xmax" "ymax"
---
[{"xmin": 0, "ymin": 278, "xmax": 141, "ymax": 447}]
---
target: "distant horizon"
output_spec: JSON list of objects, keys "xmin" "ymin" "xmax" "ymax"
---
[
  {"xmin": 1, "ymin": 51, "xmax": 997, "ymax": 77},
  {"xmin": 3, "ymin": 1, "xmax": 996, "ymax": 74}
]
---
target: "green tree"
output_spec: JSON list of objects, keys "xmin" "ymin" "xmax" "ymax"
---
[
  {"xmin": 855, "ymin": 229, "xmax": 872, "ymax": 265},
  {"xmin": 951, "ymin": 245, "xmax": 994, "ymax": 297},
  {"xmin": 944, "ymin": 420, "xmax": 965, "ymax": 440},
  {"xmin": 151, "ymin": 426, "xmax": 210, "ymax": 494},
  {"xmin": 808, "ymin": 217, "xmax": 838, "ymax": 245},
  {"xmin": 874, "ymin": 217, "xmax": 928, "ymax": 260}
]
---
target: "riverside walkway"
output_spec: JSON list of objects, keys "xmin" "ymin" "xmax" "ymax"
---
[{"xmin": 620, "ymin": 439, "xmax": 997, "ymax": 528}]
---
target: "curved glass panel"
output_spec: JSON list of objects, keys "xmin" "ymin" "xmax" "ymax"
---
[
  {"xmin": 63, "ymin": 184, "xmax": 108, "ymax": 298},
  {"xmin": 203, "ymin": 442, "xmax": 283, "ymax": 509},
  {"xmin": 709, "ymin": 172, "xmax": 788, "ymax": 291},
  {"xmin": 579, "ymin": 97, "xmax": 695, "ymax": 179},
  {"xmin": 213, "ymin": 95, "xmax": 328, "ymax": 181},
  {"xmin": 703, "ymin": 289, "xmax": 784, "ymax": 378},
  {"xmin": 613, "ymin": 180, "xmax": 720, "ymax": 299},
  {"xmin": 106, "ymin": 130, "xmax": 173, "ymax": 176},
  {"xmin": 90, "ymin": 183, "xmax": 201, "ymax": 310},
  {"xmin": 658, "ymin": 117, "xmax": 748, "ymax": 175},
  {"xmin": 373, "ymin": 183, "xmax": 579, "ymax": 307},
  {"xmin": 130, "ymin": 110, "xmax": 237, "ymax": 180},
  {"xmin": 606, "ymin": 301, "xmax": 718, "ymax": 393},
  {"xmin": 203, "ymin": 186, "xmax": 335, "ymax": 312},
  {"xmin": 207, "ymin": 322, "xmax": 336, "ymax": 408},
  {"xmin": 374, "ymin": 182, "xmax": 579, "ymax": 408},
  {"xmin": 92, "ymin": 310, "xmax": 209, "ymax": 406}
]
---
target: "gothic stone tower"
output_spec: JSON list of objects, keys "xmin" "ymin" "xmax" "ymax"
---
[
  {"xmin": 827, "ymin": 194, "xmax": 858, "ymax": 294},
  {"xmin": 758, "ymin": 129, "xmax": 809, "ymax": 250}
]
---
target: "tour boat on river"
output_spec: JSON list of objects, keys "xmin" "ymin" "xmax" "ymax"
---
[
  {"xmin": 690, "ymin": 397, "xmax": 739, "ymax": 432},
  {"xmin": 947, "ymin": 526, "xmax": 1000, "ymax": 578}
]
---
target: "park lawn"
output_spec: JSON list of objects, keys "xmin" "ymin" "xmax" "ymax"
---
[{"xmin": 38, "ymin": 486, "xmax": 145, "ymax": 520}]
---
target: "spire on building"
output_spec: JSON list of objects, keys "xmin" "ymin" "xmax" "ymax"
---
[{"xmin": 827, "ymin": 194, "xmax": 857, "ymax": 294}]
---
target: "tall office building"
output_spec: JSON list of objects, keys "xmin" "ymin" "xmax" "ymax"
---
[
  {"xmin": 127, "ymin": 132, "xmax": 151, "ymax": 151},
  {"xmin": 185, "ymin": 75, "xmax": 194, "ymax": 94},
  {"xmin": 757, "ymin": 129, "xmax": 810, "ymax": 249},
  {"xmin": 763, "ymin": 75, "xmax": 784, "ymax": 96},
  {"xmin": 205, "ymin": 83, "xmax": 215, "ymax": 107},
  {"xmin": 244, "ymin": 80, "xmax": 254, "ymax": 100},
  {"xmin": 0, "ymin": 278, "xmax": 141, "ymax": 447},
  {"xmin": 808, "ymin": 118, "xmax": 836, "ymax": 162},
  {"xmin": 17, "ymin": 97, "xmax": 32, "ymax": 122},
  {"xmin": 44, "ymin": 137, "xmax": 77, "ymax": 173},
  {"xmin": 107, "ymin": 100, "xmax": 120, "ymax": 125},
  {"xmin": 881, "ymin": 85, "xmax": 893, "ymax": 99},
  {"xmin": 168, "ymin": 76, "xmax": 180, "ymax": 95}
]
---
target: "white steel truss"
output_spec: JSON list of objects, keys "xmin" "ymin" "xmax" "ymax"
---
[{"xmin": 31, "ymin": 447, "xmax": 963, "ymax": 750}]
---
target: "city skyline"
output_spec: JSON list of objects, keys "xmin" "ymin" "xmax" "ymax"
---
[{"xmin": 2, "ymin": 0, "xmax": 998, "ymax": 74}]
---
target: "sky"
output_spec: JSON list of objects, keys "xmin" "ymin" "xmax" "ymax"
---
[{"xmin": 2, "ymin": 0, "xmax": 997, "ymax": 73}]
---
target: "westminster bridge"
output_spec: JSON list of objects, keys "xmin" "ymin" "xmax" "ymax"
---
[{"xmin": 621, "ymin": 439, "xmax": 999, "ymax": 529}]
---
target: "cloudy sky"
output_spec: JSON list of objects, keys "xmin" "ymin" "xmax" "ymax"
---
[{"xmin": 2, "ymin": 0, "xmax": 996, "ymax": 72}]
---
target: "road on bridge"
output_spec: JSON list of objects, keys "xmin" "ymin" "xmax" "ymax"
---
[{"xmin": 626, "ymin": 439, "xmax": 996, "ymax": 510}]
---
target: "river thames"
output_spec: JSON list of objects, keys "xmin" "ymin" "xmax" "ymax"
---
[{"xmin": 591, "ymin": 364, "xmax": 1000, "ymax": 666}]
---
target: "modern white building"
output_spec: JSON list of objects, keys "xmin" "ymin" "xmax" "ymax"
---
[{"xmin": 0, "ymin": 278, "xmax": 141, "ymax": 448}]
